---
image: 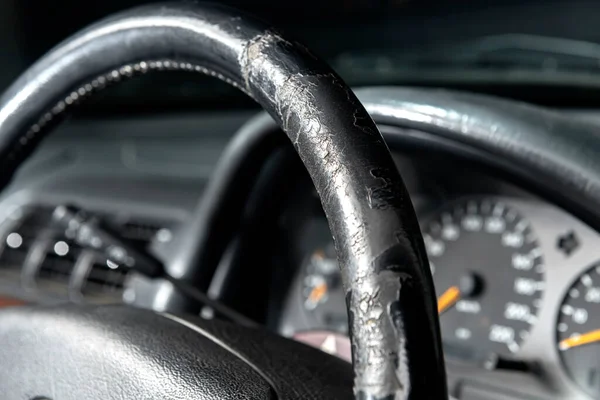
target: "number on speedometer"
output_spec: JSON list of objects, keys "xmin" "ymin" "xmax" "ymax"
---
[{"xmin": 425, "ymin": 198, "xmax": 545, "ymax": 360}]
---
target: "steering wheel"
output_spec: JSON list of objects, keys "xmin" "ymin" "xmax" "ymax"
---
[
  {"xmin": 1, "ymin": 3, "xmax": 598, "ymax": 400},
  {"xmin": 0, "ymin": 3, "xmax": 445, "ymax": 400}
]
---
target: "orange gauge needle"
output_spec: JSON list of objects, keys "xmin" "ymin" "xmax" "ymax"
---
[
  {"xmin": 437, "ymin": 286, "xmax": 461, "ymax": 314},
  {"xmin": 559, "ymin": 329, "xmax": 600, "ymax": 351},
  {"xmin": 0, "ymin": 295, "xmax": 25, "ymax": 308},
  {"xmin": 308, "ymin": 282, "xmax": 328, "ymax": 304}
]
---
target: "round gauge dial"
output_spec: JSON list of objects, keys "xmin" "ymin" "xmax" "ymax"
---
[
  {"xmin": 557, "ymin": 263, "xmax": 600, "ymax": 397},
  {"xmin": 425, "ymin": 198, "xmax": 545, "ymax": 360},
  {"xmin": 301, "ymin": 244, "xmax": 348, "ymax": 334}
]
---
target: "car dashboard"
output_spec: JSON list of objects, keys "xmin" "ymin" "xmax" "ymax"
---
[
  {"xmin": 276, "ymin": 154, "xmax": 600, "ymax": 400},
  {"xmin": 0, "ymin": 108, "xmax": 599, "ymax": 400}
]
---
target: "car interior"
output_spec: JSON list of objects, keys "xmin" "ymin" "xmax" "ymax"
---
[{"xmin": 2, "ymin": 0, "xmax": 600, "ymax": 399}]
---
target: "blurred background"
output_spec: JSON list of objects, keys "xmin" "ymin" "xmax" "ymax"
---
[{"xmin": 4, "ymin": 0, "xmax": 600, "ymax": 111}]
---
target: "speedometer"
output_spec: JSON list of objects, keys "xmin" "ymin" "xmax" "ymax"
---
[
  {"xmin": 557, "ymin": 263, "xmax": 600, "ymax": 397},
  {"xmin": 425, "ymin": 198, "xmax": 545, "ymax": 360}
]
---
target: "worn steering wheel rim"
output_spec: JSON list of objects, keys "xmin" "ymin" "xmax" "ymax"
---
[{"xmin": 0, "ymin": 3, "xmax": 446, "ymax": 400}]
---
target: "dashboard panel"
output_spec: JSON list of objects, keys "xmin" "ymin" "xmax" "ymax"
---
[
  {"xmin": 0, "ymin": 110, "xmax": 600, "ymax": 399},
  {"xmin": 276, "ymin": 153, "xmax": 600, "ymax": 400}
]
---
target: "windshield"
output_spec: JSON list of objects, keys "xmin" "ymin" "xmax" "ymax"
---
[{"xmin": 2, "ymin": 0, "xmax": 600, "ymax": 110}]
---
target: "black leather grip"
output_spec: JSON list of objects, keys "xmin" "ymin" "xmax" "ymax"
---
[
  {"xmin": 357, "ymin": 87, "xmax": 600, "ymax": 234},
  {"xmin": 0, "ymin": 4, "xmax": 447, "ymax": 399}
]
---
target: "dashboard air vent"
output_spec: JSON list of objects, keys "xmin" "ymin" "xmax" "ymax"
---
[
  {"xmin": 81, "ymin": 221, "xmax": 162, "ymax": 303},
  {"xmin": 37, "ymin": 237, "xmax": 82, "ymax": 291},
  {"xmin": 0, "ymin": 205, "xmax": 171, "ymax": 304}
]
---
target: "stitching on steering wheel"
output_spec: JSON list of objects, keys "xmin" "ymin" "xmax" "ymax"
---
[{"xmin": 6, "ymin": 59, "xmax": 252, "ymax": 165}]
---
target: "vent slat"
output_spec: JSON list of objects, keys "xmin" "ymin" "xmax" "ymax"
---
[
  {"xmin": 0, "ymin": 212, "xmax": 44, "ymax": 271},
  {"xmin": 37, "ymin": 240, "xmax": 82, "ymax": 285},
  {"xmin": 84, "ymin": 260, "xmax": 129, "ymax": 292}
]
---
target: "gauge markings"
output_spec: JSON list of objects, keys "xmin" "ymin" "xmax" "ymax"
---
[
  {"xmin": 515, "ymin": 220, "xmax": 529, "ymax": 232},
  {"xmin": 462, "ymin": 215, "xmax": 483, "ymax": 231},
  {"xmin": 426, "ymin": 198, "xmax": 544, "ymax": 359},
  {"xmin": 502, "ymin": 231, "xmax": 524, "ymax": 248},
  {"xmin": 562, "ymin": 304, "xmax": 574, "ymax": 315},
  {"xmin": 485, "ymin": 216, "xmax": 506, "ymax": 233},
  {"xmin": 493, "ymin": 202, "xmax": 505, "ymax": 217},
  {"xmin": 557, "ymin": 261, "xmax": 600, "ymax": 397},
  {"xmin": 582, "ymin": 274, "xmax": 593, "ymax": 287},
  {"xmin": 529, "ymin": 248, "xmax": 543, "ymax": 259},
  {"xmin": 506, "ymin": 209, "xmax": 517, "ymax": 222},
  {"xmin": 525, "ymin": 233, "xmax": 537, "ymax": 243},
  {"xmin": 441, "ymin": 224, "xmax": 460, "ymax": 241},
  {"xmin": 519, "ymin": 330, "xmax": 529, "ymax": 340},
  {"xmin": 507, "ymin": 341, "xmax": 520, "ymax": 354}
]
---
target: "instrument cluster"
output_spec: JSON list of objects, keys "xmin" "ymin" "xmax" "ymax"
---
[{"xmin": 277, "ymin": 194, "xmax": 600, "ymax": 399}]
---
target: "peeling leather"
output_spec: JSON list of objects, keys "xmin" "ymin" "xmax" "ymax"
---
[
  {"xmin": 351, "ymin": 269, "xmax": 410, "ymax": 400},
  {"xmin": 202, "ymin": 85, "xmax": 600, "ymax": 398},
  {"xmin": 367, "ymin": 168, "xmax": 404, "ymax": 210},
  {"xmin": 350, "ymin": 242, "xmax": 440, "ymax": 400},
  {"xmin": 124, "ymin": 82, "xmax": 600, "ymax": 399},
  {"xmin": 0, "ymin": 3, "xmax": 446, "ymax": 400}
]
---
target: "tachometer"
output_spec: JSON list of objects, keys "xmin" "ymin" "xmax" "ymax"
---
[
  {"xmin": 425, "ymin": 198, "xmax": 545, "ymax": 360},
  {"xmin": 301, "ymin": 244, "xmax": 348, "ymax": 334},
  {"xmin": 557, "ymin": 262, "xmax": 600, "ymax": 397}
]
